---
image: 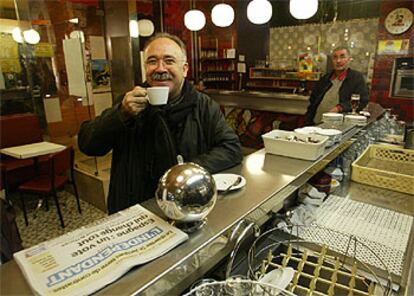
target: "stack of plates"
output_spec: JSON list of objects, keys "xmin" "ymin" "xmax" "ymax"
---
[
  {"xmin": 322, "ymin": 113, "xmax": 344, "ymax": 125},
  {"xmin": 316, "ymin": 128, "xmax": 342, "ymax": 147},
  {"xmin": 344, "ymin": 115, "xmax": 367, "ymax": 126},
  {"xmin": 294, "ymin": 126, "xmax": 322, "ymax": 135}
]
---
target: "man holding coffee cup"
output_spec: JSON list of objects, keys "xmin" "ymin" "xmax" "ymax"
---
[
  {"xmin": 304, "ymin": 46, "xmax": 369, "ymax": 125},
  {"xmin": 78, "ymin": 33, "xmax": 242, "ymax": 214}
]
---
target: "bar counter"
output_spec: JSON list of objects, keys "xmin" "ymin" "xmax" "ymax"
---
[
  {"xmin": 205, "ymin": 89, "xmax": 309, "ymax": 115},
  {"xmin": 1, "ymin": 112, "xmax": 413, "ymax": 296}
]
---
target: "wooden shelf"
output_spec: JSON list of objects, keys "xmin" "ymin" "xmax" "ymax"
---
[
  {"xmin": 250, "ymin": 76, "xmax": 319, "ymax": 81},
  {"xmin": 202, "ymin": 70, "xmax": 235, "ymax": 74},
  {"xmin": 253, "ymin": 67, "xmax": 296, "ymax": 71},
  {"xmin": 246, "ymin": 83, "xmax": 297, "ymax": 90},
  {"xmin": 200, "ymin": 58, "xmax": 237, "ymax": 62},
  {"xmin": 249, "ymin": 67, "xmax": 321, "ymax": 81},
  {"xmin": 247, "ymin": 67, "xmax": 319, "ymax": 92},
  {"xmin": 205, "ymin": 80, "xmax": 236, "ymax": 83},
  {"xmin": 199, "ymin": 56, "xmax": 238, "ymax": 90}
]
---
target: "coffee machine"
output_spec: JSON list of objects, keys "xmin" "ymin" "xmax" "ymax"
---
[{"xmin": 390, "ymin": 57, "xmax": 414, "ymax": 98}]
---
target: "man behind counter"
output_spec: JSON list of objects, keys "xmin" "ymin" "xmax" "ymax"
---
[
  {"xmin": 305, "ymin": 46, "xmax": 369, "ymax": 125},
  {"xmin": 78, "ymin": 33, "xmax": 243, "ymax": 214}
]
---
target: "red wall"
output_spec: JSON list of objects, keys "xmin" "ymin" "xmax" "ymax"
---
[
  {"xmin": 136, "ymin": 0, "xmax": 153, "ymax": 16},
  {"xmin": 371, "ymin": 0, "xmax": 414, "ymax": 122}
]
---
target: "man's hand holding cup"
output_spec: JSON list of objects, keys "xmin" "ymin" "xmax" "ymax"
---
[
  {"xmin": 121, "ymin": 86, "xmax": 149, "ymax": 118},
  {"xmin": 121, "ymin": 85, "xmax": 170, "ymax": 119}
]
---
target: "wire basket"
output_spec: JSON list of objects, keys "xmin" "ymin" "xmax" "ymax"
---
[
  {"xmin": 247, "ymin": 225, "xmax": 394, "ymax": 296},
  {"xmin": 183, "ymin": 278, "xmax": 295, "ymax": 296}
]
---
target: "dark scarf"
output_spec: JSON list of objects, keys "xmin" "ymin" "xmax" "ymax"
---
[{"xmin": 141, "ymin": 82, "xmax": 198, "ymax": 193}]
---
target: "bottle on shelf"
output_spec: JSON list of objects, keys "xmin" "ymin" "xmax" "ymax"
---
[{"xmin": 199, "ymin": 56, "xmax": 238, "ymax": 90}]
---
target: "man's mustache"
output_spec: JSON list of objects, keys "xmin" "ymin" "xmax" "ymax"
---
[{"xmin": 151, "ymin": 72, "xmax": 172, "ymax": 81}]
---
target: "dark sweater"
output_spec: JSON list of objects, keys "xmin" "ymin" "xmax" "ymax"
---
[
  {"xmin": 305, "ymin": 69, "xmax": 369, "ymax": 125},
  {"xmin": 78, "ymin": 81, "xmax": 243, "ymax": 214}
]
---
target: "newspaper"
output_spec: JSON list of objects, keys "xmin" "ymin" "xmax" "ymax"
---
[{"xmin": 14, "ymin": 204, "xmax": 189, "ymax": 296}]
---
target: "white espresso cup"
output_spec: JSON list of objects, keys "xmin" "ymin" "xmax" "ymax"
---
[{"xmin": 147, "ymin": 86, "xmax": 169, "ymax": 105}]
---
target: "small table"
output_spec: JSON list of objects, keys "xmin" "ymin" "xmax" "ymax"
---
[
  {"xmin": 0, "ymin": 141, "xmax": 66, "ymax": 214},
  {"xmin": 0, "ymin": 141, "xmax": 65, "ymax": 159}
]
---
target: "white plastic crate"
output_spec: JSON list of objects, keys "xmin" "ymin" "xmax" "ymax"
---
[
  {"xmin": 262, "ymin": 130, "xmax": 328, "ymax": 161},
  {"xmin": 351, "ymin": 144, "xmax": 414, "ymax": 194}
]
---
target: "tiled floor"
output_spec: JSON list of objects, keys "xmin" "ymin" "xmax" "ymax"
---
[{"xmin": 10, "ymin": 190, "xmax": 107, "ymax": 249}]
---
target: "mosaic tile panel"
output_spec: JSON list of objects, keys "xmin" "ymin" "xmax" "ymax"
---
[{"xmin": 269, "ymin": 18, "xmax": 379, "ymax": 75}]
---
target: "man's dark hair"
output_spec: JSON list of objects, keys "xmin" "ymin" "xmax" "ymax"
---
[
  {"xmin": 332, "ymin": 45, "xmax": 351, "ymax": 57},
  {"xmin": 143, "ymin": 32, "xmax": 187, "ymax": 61}
]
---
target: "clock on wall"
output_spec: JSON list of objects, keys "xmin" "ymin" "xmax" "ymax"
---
[{"xmin": 384, "ymin": 8, "xmax": 413, "ymax": 35}]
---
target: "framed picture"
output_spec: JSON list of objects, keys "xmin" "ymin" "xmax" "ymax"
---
[
  {"xmin": 91, "ymin": 59, "xmax": 111, "ymax": 93},
  {"xmin": 377, "ymin": 39, "xmax": 409, "ymax": 55}
]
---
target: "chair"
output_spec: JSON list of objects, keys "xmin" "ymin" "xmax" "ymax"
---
[
  {"xmin": 0, "ymin": 164, "xmax": 23, "ymax": 262},
  {"xmin": 18, "ymin": 146, "xmax": 82, "ymax": 228},
  {"xmin": 0, "ymin": 113, "xmax": 47, "ymax": 190}
]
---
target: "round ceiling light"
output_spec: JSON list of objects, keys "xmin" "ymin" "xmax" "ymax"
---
[
  {"xmin": 129, "ymin": 20, "xmax": 139, "ymax": 38},
  {"xmin": 211, "ymin": 3, "xmax": 235, "ymax": 27},
  {"xmin": 289, "ymin": 0, "xmax": 318, "ymax": 20},
  {"xmin": 184, "ymin": 9, "xmax": 206, "ymax": 31},
  {"xmin": 138, "ymin": 19, "xmax": 155, "ymax": 37},
  {"xmin": 247, "ymin": 0, "xmax": 273, "ymax": 25},
  {"xmin": 23, "ymin": 29, "xmax": 40, "ymax": 44},
  {"xmin": 12, "ymin": 27, "xmax": 23, "ymax": 43}
]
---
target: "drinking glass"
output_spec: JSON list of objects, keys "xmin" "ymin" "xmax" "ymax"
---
[
  {"xmin": 341, "ymin": 155, "xmax": 353, "ymax": 178},
  {"xmin": 350, "ymin": 94, "xmax": 360, "ymax": 114},
  {"xmin": 389, "ymin": 115, "xmax": 398, "ymax": 135},
  {"xmin": 224, "ymin": 276, "xmax": 252, "ymax": 296},
  {"xmin": 190, "ymin": 278, "xmax": 217, "ymax": 296},
  {"xmin": 384, "ymin": 108, "xmax": 392, "ymax": 120}
]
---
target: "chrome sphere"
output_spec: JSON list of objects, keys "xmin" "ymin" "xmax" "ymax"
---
[{"xmin": 156, "ymin": 162, "xmax": 217, "ymax": 222}]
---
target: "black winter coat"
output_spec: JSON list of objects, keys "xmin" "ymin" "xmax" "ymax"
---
[
  {"xmin": 305, "ymin": 69, "xmax": 369, "ymax": 125},
  {"xmin": 78, "ymin": 81, "xmax": 243, "ymax": 214}
]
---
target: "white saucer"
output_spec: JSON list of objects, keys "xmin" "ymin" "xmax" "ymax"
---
[
  {"xmin": 259, "ymin": 267, "xmax": 295, "ymax": 290},
  {"xmin": 323, "ymin": 112, "xmax": 344, "ymax": 120},
  {"xmin": 212, "ymin": 174, "xmax": 246, "ymax": 191},
  {"xmin": 317, "ymin": 128, "xmax": 342, "ymax": 137}
]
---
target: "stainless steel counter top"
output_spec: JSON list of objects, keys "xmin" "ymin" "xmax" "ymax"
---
[
  {"xmin": 0, "ymin": 128, "xmax": 361, "ymax": 296},
  {"xmin": 205, "ymin": 90, "xmax": 309, "ymax": 115},
  {"xmin": 2, "ymin": 105, "xmax": 409, "ymax": 296}
]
